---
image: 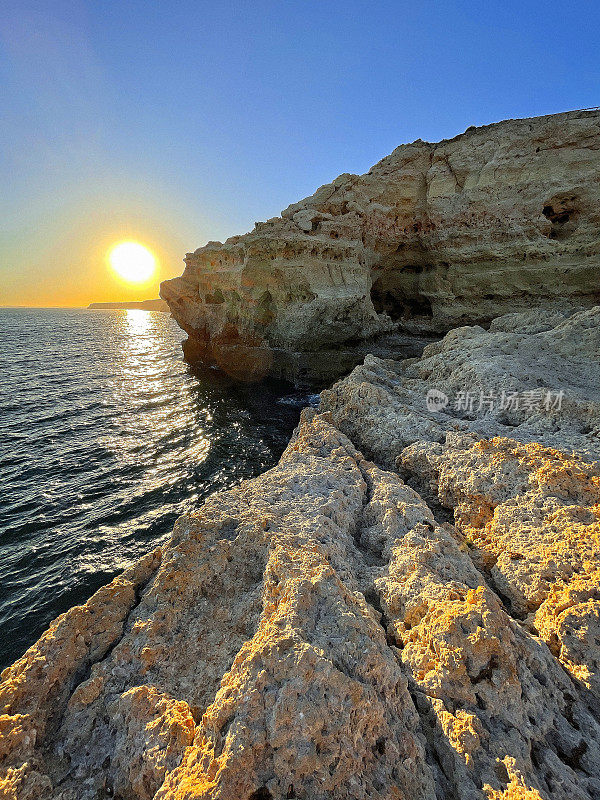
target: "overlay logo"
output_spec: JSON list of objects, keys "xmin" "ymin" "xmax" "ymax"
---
[{"xmin": 426, "ymin": 388, "xmax": 449, "ymax": 413}]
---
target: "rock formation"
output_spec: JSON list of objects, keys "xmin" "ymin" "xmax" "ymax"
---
[
  {"xmin": 161, "ymin": 110, "xmax": 600, "ymax": 384},
  {"xmin": 320, "ymin": 306, "xmax": 600, "ymax": 467},
  {"xmin": 2, "ymin": 306, "xmax": 600, "ymax": 799}
]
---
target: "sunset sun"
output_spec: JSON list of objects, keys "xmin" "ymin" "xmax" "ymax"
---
[{"xmin": 108, "ymin": 241, "xmax": 156, "ymax": 283}]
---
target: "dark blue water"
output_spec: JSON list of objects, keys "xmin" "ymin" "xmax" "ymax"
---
[{"xmin": 0, "ymin": 308, "xmax": 310, "ymax": 670}]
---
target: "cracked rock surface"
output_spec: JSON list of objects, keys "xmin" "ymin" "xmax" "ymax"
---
[
  {"xmin": 2, "ymin": 309, "xmax": 600, "ymax": 798},
  {"xmin": 2, "ymin": 413, "xmax": 436, "ymax": 800},
  {"xmin": 321, "ymin": 305, "xmax": 600, "ymax": 467}
]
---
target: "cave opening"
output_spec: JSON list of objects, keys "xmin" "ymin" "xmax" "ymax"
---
[
  {"xmin": 542, "ymin": 196, "xmax": 579, "ymax": 241},
  {"xmin": 248, "ymin": 789, "xmax": 272, "ymax": 800},
  {"xmin": 370, "ymin": 267, "xmax": 433, "ymax": 320},
  {"xmin": 543, "ymin": 205, "xmax": 571, "ymax": 226}
]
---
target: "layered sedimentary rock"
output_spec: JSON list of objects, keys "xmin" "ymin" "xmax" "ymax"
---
[
  {"xmin": 2, "ymin": 307, "xmax": 600, "ymax": 799},
  {"xmin": 161, "ymin": 110, "xmax": 600, "ymax": 384}
]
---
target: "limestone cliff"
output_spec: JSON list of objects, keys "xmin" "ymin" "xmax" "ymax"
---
[
  {"xmin": 2, "ymin": 307, "xmax": 600, "ymax": 799},
  {"xmin": 161, "ymin": 110, "xmax": 600, "ymax": 384}
]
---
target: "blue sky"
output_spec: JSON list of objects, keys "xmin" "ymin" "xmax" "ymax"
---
[{"xmin": 1, "ymin": 0, "xmax": 599, "ymax": 304}]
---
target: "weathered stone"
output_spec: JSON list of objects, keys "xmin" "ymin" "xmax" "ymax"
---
[
  {"xmin": 0, "ymin": 551, "xmax": 161, "ymax": 800},
  {"xmin": 161, "ymin": 110, "xmax": 600, "ymax": 384},
  {"xmin": 400, "ymin": 435, "xmax": 600, "ymax": 698},
  {"xmin": 321, "ymin": 305, "xmax": 600, "ymax": 468},
  {"xmin": 362, "ymin": 459, "xmax": 600, "ymax": 800},
  {"xmin": 0, "ymin": 415, "xmax": 437, "ymax": 799},
  {"xmin": 2, "ymin": 400, "xmax": 600, "ymax": 797}
]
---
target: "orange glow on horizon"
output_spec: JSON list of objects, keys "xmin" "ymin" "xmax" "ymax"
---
[{"xmin": 0, "ymin": 221, "xmax": 187, "ymax": 308}]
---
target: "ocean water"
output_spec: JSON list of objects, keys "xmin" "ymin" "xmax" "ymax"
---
[{"xmin": 0, "ymin": 308, "xmax": 310, "ymax": 670}]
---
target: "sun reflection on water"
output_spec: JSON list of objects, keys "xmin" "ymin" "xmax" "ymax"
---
[
  {"xmin": 103, "ymin": 310, "xmax": 211, "ymax": 476},
  {"xmin": 0, "ymin": 307, "xmax": 306, "ymax": 669},
  {"xmin": 125, "ymin": 307, "xmax": 152, "ymax": 335}
]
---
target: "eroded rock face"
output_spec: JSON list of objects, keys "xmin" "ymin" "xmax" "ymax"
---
[
  {"xmin": 321, "ymin": 306, "xmax": 600, "ymax": 468},
  {"xmin": 3, "ymin": 303, "xmax": 600, "ymax": 797},
  {"xmin": 161, "ymin": 110, "xmax": 600, "ymax": 384},
  {"xmin": 322, "ymin": 308, "xmax": 600, "ymax": 704},
  {"xmin": 2, "ymin": 389, "xmax": 600, "ymax": 796},
  {"xmin": 400, "ymin": 435, "xmax": 600, "ymax": 697},
  {"xmin": 1, "ymin": 413, "xmax": 437, "ymax": 800}
]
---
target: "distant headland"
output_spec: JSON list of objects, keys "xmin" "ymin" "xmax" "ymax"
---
[{"xmin": 88, "ymin": 299, "xmax": 169, "ymax": 312}]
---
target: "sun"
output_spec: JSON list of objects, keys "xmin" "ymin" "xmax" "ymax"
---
[{"xmin": 108, "ymin": 241, "xmax": 156, "ymax": 283}]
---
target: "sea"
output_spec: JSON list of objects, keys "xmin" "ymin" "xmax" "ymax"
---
[{"xmin": 0, "ymin": 308, "xmax": 312, "ymax": 670}]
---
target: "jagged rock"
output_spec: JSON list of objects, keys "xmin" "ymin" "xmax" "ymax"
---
[
  {"xmin": 400, "ymin": 435, "xmax": 600, "ymax": 697},
  {"xmin": 161, "ymin": 110, "xmax": 600, "ymax": 384},
  {"xmin": 321, "ymin": 306, "xmax": 600, "ymax": 468},
  {"xmin": 322, "ymin": 305, "xmax": 600, "ymax": 697},
  {"xmin": 0, "ymin": 551, "xmax": 161, "ymax": 799},
  {"xmin": 362, "ymin": 459, "xmax": 600, "ymax": 800},
  {"xmin": 0, "ymin": 414, "xmax": 436, "ymax": 799},
  {"xmin": 2, "ymin": 405, "xmax": 600, "ymax": 798}
]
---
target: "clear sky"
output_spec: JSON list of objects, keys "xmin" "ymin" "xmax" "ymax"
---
[{"xmin": 1, "ymin": 0, "xmax": 599, "ymax": 306}]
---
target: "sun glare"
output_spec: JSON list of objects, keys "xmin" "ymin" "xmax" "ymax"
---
[{"xmin": 109, "ymin": 241, "xmax": 156, "ymax": 283}]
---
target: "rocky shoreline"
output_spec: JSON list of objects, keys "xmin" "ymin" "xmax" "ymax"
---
[
  {"xmin": 1, "ymin": 305, "xmax": 599, "ymax": 799},
  {"xmin": 161, "ymin": 109, "xmax": 600, "ymax": 386},
  {"xmin": 2, "ymin": 110, "xmax": 600, "ymax": 798}
]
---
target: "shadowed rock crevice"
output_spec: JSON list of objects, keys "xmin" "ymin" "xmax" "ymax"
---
[
  {"xmin": 542, "ymin": 195, "xmax": 580, "ymax": 240},
  {"xmin": 370, "ymin": 267, "xmax": 434, "ymax": 321}
]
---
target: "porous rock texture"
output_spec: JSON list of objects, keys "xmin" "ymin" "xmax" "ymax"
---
[
  {"xmin": 2, "ymin": 306, "xmax": 600, "ymax": 799},
  {"xmin": 321, "ymin": 305, "xmax": 600, "ymax": 468},
  {"xmin": 161, "ymin": 109, "xmax": 600, "ymax": 384}
]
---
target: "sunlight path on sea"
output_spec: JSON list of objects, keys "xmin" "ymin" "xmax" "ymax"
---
[{"xmin": 0, "ymin": 308, "xmax": 306, "ymax": 669}]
